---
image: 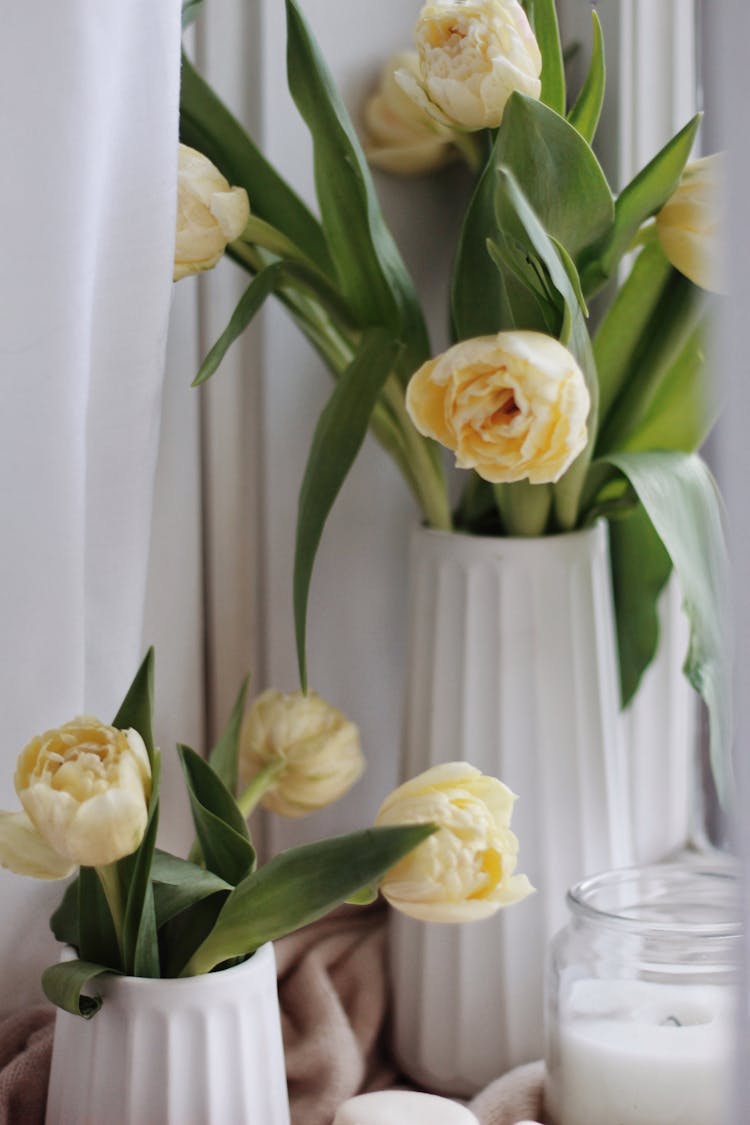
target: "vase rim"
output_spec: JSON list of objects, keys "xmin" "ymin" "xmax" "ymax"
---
[
  {"xmin": 413, "ymin": 519, "xmax": 605, "ymax": 547},
  {"xmin": 60, "ymin": 940, "xmax": 273, "ymax": 990},
  {"xmin": 567, "ymin": 863, "xmax": 742, "ymax": 941}
]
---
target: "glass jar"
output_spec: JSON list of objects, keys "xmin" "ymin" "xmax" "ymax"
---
[{"xmin": 545, "ymin": 864, "xmax": 740, "ymax": 1125}]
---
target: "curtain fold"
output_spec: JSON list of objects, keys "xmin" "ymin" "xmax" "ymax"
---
[{"xmin": 0, "ymin": 0, "xmax": 182, "ymax": 1009}]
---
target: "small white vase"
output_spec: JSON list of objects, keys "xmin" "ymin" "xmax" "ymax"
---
[
  {"xmin": 390, "ymin": 523, "xmax": 633, "ymax": 1096},
  {"xmin": 45, "ymin": 942, "xmax": 290, "ymax": 1125}
]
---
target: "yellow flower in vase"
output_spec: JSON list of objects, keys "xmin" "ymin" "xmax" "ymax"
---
[{"xmin": 406, "ymin": 330, "xmax": 590, "ymax": 484}]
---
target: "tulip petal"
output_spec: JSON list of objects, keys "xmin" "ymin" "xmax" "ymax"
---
[{"xmin": 0, "ymin": 811, "xmax": 75, "ymax": 880}]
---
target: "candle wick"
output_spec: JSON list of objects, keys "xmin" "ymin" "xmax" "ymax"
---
[{"xmin": 661, "ymin": 1015, "xmax": 682, "ymax": 1027}]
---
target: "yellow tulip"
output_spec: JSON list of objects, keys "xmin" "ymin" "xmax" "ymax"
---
[
  {"xmin": 375, "ymin": 762, "xmax": 533, "ymax": 923},
  {"xmin": 174, "ymin": 143, "xmax": 250, "ymax": 281},
  {"xmin": 655, "ymin": 153, "xmax": 725, "ymax": 293},
  {"xmin": 406, "ymin": 331, "xmax": 590, "ymax": 485},
  {"xmin": 239, "ymin": 690, "xmax": 364, "ymax": 818}
]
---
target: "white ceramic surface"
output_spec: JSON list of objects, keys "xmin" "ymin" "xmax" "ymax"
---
[
  {"xmin": 333, "ymin": 1090, "xmax": 479, "ymax": 1124},
  {"xmin": 45, "ymin": 942, "xmax": 289, "ymax": 1125},
  {"xmin": 390, "ymin": 523, "xmax": 633, "ymax": 1095}
]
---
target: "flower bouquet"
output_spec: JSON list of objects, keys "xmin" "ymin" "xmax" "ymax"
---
[
  {"xmin": 0, "ymin": 649, "xmax": 531, "ymax": 1119},
  {"xmin": 178, "ymin": 0, "xmax": 728, "ymax": 787}
]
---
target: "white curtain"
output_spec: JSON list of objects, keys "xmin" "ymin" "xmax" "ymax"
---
[{"xmin": 0, "ymin": 0, "xmax": 182, "ymax": 1008}]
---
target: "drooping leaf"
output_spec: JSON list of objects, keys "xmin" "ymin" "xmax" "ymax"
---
[
  {"xmin": 178, "ymin": 746, "xmax": 256, "ymax": 886},
  {"xmin": 609, "ymin": 504, "xmax": 673, "ymax": 706},
  {"xmin": 567, "ymin": 12, "xmax": 605, "ymax": 144},
  {"xmin": 152, "ymin": 851, "xmax": 232, "ymax": 930},
  {"xmin": 42, "ymin": 959, "xmax": 114, "ymax": 1019},
  {"xmin": 193, "ymin": 259, "xmax": 357, "ymax": 387},
  {"xmin": 181, "ymin": 825, "xmax": 437, "ymax": 976},
  {"xmin": 605, "ymin": 452, "xmax": 731, "ymax": 801},
  {"xmin": 180, "ymin": 54, "xmax": 332, "ymax": 275},
  {"xmin": 208, "ymin": 677, "xmax": 250, "ymax": 795},
  {"xmin": 294, "ymin": 328, "xmax": 401, "ymax": 689},
  {"xmin": 285, "ymin": 0, "xmax": 429, "ymax": 378},
  {"xmin": 580, "ymin": 115, "xmax": 701, "ymax": 295}
]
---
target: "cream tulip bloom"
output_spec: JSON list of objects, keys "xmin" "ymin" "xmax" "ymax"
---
[
  {"xmin": 174, "ymin": 143, "xmax": 250, "ymax": 281},
  {"xmin": 406, "ymin": 331, "xmax": 590, "ymax": 485},
  {"xmin": 375, "ymin": 763, "xmax": 533, "ymax": 922},
  {"xmin": 12, "ymin": 717, "xmax": 151, "ymax": 869},
  {"xmin": 397, "ymin": 0, "xmax": 541, "ymax": 131},
  {"xmin": 364, "ymin": 52, "xmax": 470, "ymax": 176},
  {"xmin": 239, "ymin": 690, "xmax": 364, "ymax": 818},
  {"xmin": 0, "ymin": 811, "xmax": 75, "ymax": 880},
  {"xmin": 655, "ymin": 153, "xmax": 725, "ymax": 293}
]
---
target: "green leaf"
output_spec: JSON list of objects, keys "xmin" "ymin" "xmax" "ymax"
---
[
  {"xmin": 451, "ymin": 144, "xmax": 512, "ymax": 340},
  {"xmin": 605, "ymin": 452, "xmax": 731, "ymax": 800},
  {"xmin": 121, "ymin": 751, "xmax": 162, "ymax": 978},
  {"xmin": 193, "ymin": 259, "xmax": 356, "ymax": 387},
  {"xmin": 609, "ymin": 505, "xmax": 673, "ymax": 706},
  {"xmin": 532, "ymin": 0, "xmax": 565, "ymax": 115},
  {"xmin": 178, "ymin": 745, "xmax": 256, "ymax": 886},
  {"xmin": 50, "ymin": 878, "xmax": 79, "ymax": 950},
  {"xmin": 208, "ymin": 677, "xmax": 250, "ymax": 795},
  {"xmin": 580, "ymin": 115, "xmax": 701, "ymax": 295},
  {"xmin": 77, "ymin": 866, "xmax": 121, "ymax": 971},
  {"xmin": 294, "ymin": 328, "xmax": 400, "ymax": 689},
  {"xmin": 596, "ymin": 269, "xmax": 705, "ymax": 455},
  {"xmin": 182, "ymin": 825, "xmax": 437, "ymax": 976},
  {"xmin": 152, "ymin": 851, "xmax": 232, "ymax": 929},
  {"xmin": 567, "ymin": 12, "xmax": 605, "ymax": 144},
  {"xmin": 285, "ymin": 0, "xmax": 428, "ymax": 378},
  {"xmin": 623, "ymin": 320, "xmax": 713, "ymax": 454},
  {"xmin": 181, "ymin": 0, "xmax": 203, "ymax": 30},
  {"xmin": 159, "ymin": 894, "xmax": 230, "ymax": 980},
  {"xmin": 495, "ymin": 93, "xmax": 613, "ymax": 258},
  {"xmin": 180, "ymin": 54, "xmax": 332, "ymax": 275},
  {"xmin": 593, "ymin": 240, "xmax": 674, "ymax": 425},
  {"xmin": 42, "ymin": 959, "xmax": 114, "ymax": 1019},
  {"xmin": 112, "ymin": 648, "xmax": 155, "ymax": 760}
]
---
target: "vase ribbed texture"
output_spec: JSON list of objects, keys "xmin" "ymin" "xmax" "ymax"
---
[
  {"xmin": 45, "ymin": 942, "xmax": 290, "ymax": 1125},
  {"xmin": 390, "ymin": 523, "xmax": 633, "ymax": 1096}
]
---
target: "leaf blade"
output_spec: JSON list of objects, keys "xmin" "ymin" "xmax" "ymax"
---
[
  {"xmin": 567, "ymin": 12, "xmax": 605, "ymax": 144},
  {"xmin": 178, "ymin": 745, "xmax": 256, "ymax": 886},
  {"xmin": 294, "ymin": 328, "xmax": 400, "ymax": 688}
]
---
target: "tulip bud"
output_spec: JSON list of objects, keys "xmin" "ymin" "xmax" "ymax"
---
[
  {"xmin": 375, "ymin": 762, "xmax": 533, "ymax": 923},
  {"xmin": 174, "ymin": 143, "xmax": 250, "ymax": 281},
  {"xmin": 406, "ymin": 331, "xmax": 590, "ymax": 485},
  {"xmin": 364, "ymin": 52, "xmax": 467, "ymax": 176},
  {"xmin": 655, "ymin": 153, "xmax": 725, "ymax": 293},
  {"xmin": 239, "ymin": 690, "xmax": 364, "ymax": 818},
  {"xmin": 14, "ymin": 717, "xmax": 151, "ymax": 868},
  {"xmin": 396, "ymin": 0, "xmax": 542, "ymax": 132}
]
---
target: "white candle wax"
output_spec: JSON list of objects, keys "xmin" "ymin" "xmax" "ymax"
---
[
  {"xmin": 333, "ymin": 1091, "xmax": 479, "ymax": 1124},
  {"xmin": 548, "ymin": 978, "xmax": 733, "ymax": 1125}
]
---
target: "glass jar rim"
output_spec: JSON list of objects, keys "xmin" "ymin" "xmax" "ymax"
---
[{"xmin": 567, "ymin": 862, "xmax": 742, "ymax": 939}]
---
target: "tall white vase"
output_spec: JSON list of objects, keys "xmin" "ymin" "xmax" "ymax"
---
[
  {"xmin": 390, "ymin": 523, "xmax": 633, "ymax": 1095},
  {"xmin": 45, "ymin": 942, "xmax": 290, "ymax": 1125}
]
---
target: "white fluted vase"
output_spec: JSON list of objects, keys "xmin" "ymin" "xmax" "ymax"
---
[
  {"xmin": 390, "ymin": 523, "xmax": 633, "ymax": 1096},
  {"xmin": 45, "ymin": 942, "xmax": 290, "ymax": 1125}
]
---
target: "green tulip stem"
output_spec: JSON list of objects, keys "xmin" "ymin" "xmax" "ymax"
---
[
  {"xmin": 237, "ymin": 762, "xmax": 286, "ymax": 820},
  {"xmin": 497, "ymin": 480, "xmax": 552, "ymax": 537},
  {"xmin": 96, "ymin": 863, "xmax": 125, "ymax": 961},
  {"xmin": 381, "ymin": 377, "xmax": 452, "ymax": 531}
]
